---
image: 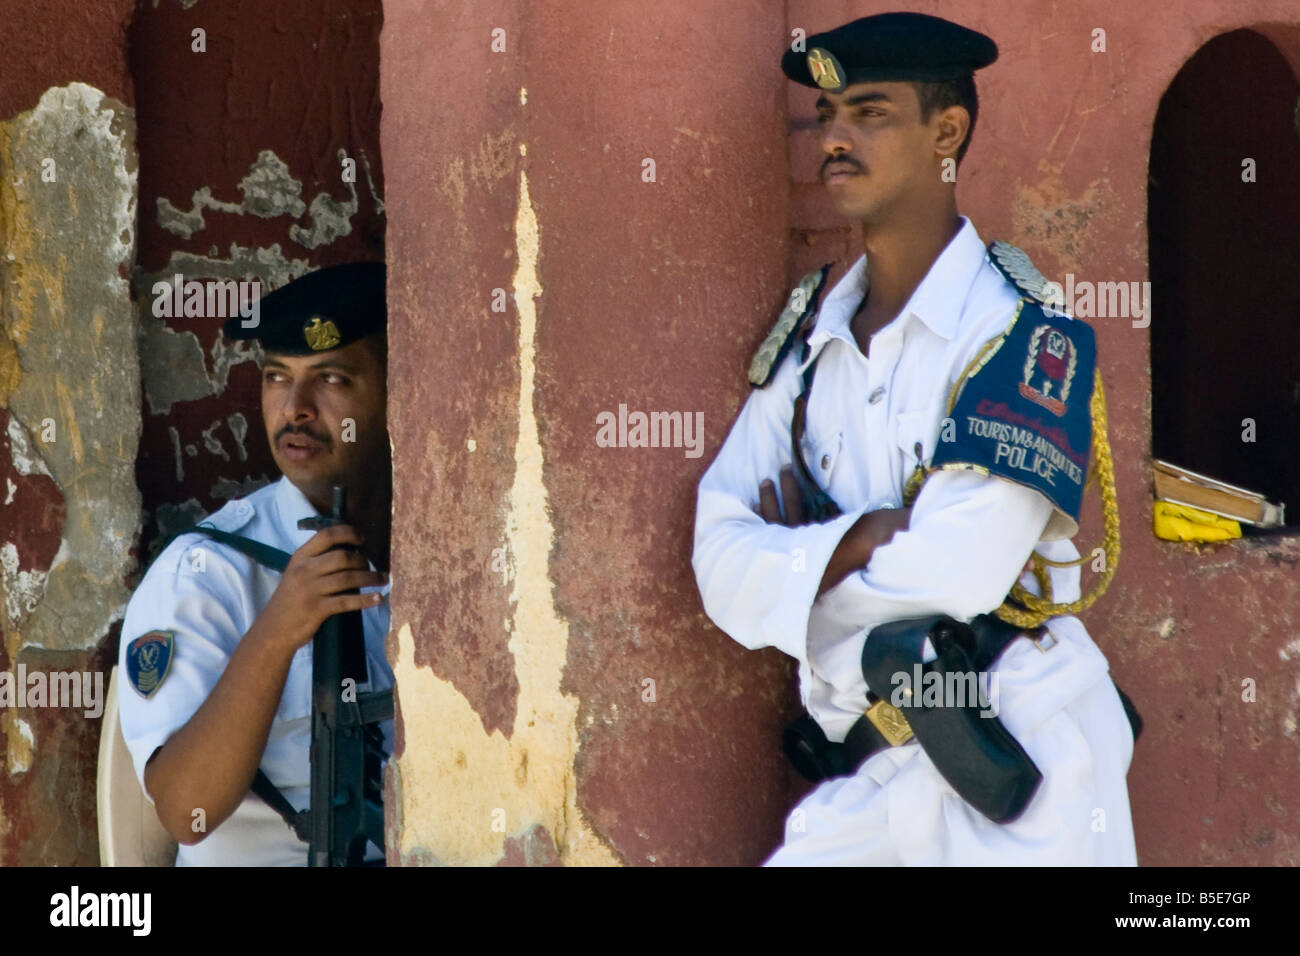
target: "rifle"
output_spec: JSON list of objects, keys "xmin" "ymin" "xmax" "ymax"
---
[{"xmin": 297, "ymin": 484, "xmax": 392, "ymax": 866}]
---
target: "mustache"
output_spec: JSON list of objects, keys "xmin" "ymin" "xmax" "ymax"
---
[
  {"xmin": 822, "ymin": 156, "xmax": 864, "ymax": 179},
  {"xmin": 275, "ymin": 424, "xmax": 333, "ymax": 450}
]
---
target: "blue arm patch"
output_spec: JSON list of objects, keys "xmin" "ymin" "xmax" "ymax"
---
[{"xmin": 931, "ymin": 301, "xmax": 1096, "ymax": 526}]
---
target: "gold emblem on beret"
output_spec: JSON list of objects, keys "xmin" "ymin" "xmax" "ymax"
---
[
  {"xmin": 303, "ymin": 316, "xmax": 341, "ymax": 351},
  {"xmin": 807, "ymin": 47, "xmax": 845, "ymax": 92}
]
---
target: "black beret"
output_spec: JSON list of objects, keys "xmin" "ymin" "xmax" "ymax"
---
[
  {"xmin": 222, "ymin": 261, "xmax": 386, "ymax": 355},
  {"xmin": 782, "ymin": 12, "xmax": 997, "ymax": 92}
]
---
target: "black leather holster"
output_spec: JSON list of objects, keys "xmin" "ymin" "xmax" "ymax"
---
[{"xmin": 860, "ymin": 614, "xmax": 1041, "ymax": 824}]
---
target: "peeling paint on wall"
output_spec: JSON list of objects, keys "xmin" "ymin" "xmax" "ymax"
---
[
  {"xmin": 392, "ymin": 165, "xmax": 618, "ymax": 866},
  {"xmin": 156, "ymin": 150, "xmax": 307, "ymax": 239},
  {"xmin": 0, "ymin": 82, "xmax": 141, "ymax": 655},
  {"xmin": 6, "ymin": 717, "xmax": 34, "ymax": 776},
  {"xmin": 290, "ymin": 149, "xmax": 360, "ymax": 249},
  {"xmin": 154, "ymin": 148, "xmax": 366, "ymax": 251},
  {"xmin": 0, "ymin": 78, "xmax": 140, "ymax": 865},
  {"xmin": 1010, "ymin": 167, "xmax": 1118, "ymax": 272}
]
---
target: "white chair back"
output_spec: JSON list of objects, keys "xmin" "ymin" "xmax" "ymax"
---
[{"xmin": 97, "ymin": 666, "xmax": 177, "ymax": 866}]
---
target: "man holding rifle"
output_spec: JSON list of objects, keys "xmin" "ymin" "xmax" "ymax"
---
[{"xmin": 118, "ymin": 262, "xmax": 393, "ymax": 865}]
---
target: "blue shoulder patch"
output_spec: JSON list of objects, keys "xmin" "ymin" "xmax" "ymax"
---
[
  {"xmin": 931, "ymin": 301, "xmax": 1095, "ymax": 525},
  {"xmin": 126, "ymin": 630, "xmax": 174, "ymax": 699}
]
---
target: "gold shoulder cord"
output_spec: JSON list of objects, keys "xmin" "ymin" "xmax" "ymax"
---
[{"xmin": 902, "ymin": 363, "xmax": 1121, "ymax": 630}]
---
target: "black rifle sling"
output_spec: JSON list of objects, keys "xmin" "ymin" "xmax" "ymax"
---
[
  {"xmin": 159, "ymin": 523, "xmax": 292, "ymax": 572},
  {"xmin": 790, "ymin": 343, "xmax": 843, "ymax": 522},
  {"xmin": 249, "ymin": 768, "xmax": 311, "ymax": 842}
]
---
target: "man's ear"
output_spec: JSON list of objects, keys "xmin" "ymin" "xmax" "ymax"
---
[{"xmin": 933, "ymin": 104, "xmax": 970, "ymax": 161}]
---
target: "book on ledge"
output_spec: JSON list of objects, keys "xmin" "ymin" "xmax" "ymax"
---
[{"xmin": 1152, "ymin": 459, "xmax": 1286, "ymax": 529}]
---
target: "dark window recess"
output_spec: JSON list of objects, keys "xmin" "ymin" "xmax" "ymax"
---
[{"xmin": 1149, "ymin": 28, "xmax": 1300, "ymax": 527}]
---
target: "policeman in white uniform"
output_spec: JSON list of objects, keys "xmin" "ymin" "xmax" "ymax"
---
[
  {"xmin": 692, "ymin": 14, "xmax": 1138, "ymax": 866},
  {"xmin": 118, "ymin": 263, "xmax": 394, "ymax": 866}
]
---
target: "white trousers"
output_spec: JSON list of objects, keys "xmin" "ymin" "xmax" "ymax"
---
[{"xmin": 767, "ymin": 629, "xmax": 1139, "ymax": 866}]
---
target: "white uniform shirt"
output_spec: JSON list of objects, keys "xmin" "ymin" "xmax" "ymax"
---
[
  {"xmin": 693, "ymin": 217, "xmax": 1137, "ymax": 864},
  {"xmin": 118, "ymin": 476, "xmax": 394, "ymax": 866}
]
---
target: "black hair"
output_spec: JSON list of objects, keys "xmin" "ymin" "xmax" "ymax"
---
[{"xmin": 914, "ymin": 75, "xmax": 978, "ymax": 164}]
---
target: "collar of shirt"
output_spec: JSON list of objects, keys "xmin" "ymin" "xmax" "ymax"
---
[
  {"xmin": 801, "ymin": 215, "xmax": 987, "ymax": 369},
  {"xmin": 273, "ymin": 476, "xmax": 392, "ymax": 597}
]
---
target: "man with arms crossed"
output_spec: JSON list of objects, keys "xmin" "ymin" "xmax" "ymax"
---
[{"xmin": 693, "ymin": 13, "xmax": 1138, "ymax": 865}]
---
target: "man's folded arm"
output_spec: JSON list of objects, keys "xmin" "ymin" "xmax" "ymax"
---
[
  {"xmin": 818, "ymin": 468, "xmax": 1053, "ymax": 630},
  {"xmin": 692, "ymin": 362, "xmax": 869, "ymax": 661}
]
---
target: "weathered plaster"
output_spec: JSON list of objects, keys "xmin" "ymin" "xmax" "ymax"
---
[
  {"xmin": 0, "ymin": 83, "xmax": 140, "ymax": 656},
  {"xmin": 289, "ymin": 149, "xmax": 360, "ymax": 249},
  {"xmin": 155, "ymin": 147, "xmax": 365, "ymax": 250},
  {"xmin": 156, "ymin": 150, "xmax": 307, "ymax": 239},
  {"xmin": 136, "ymin": 238, "xmax": 300, "ymax": 416},
  {"xmin": 0, "ymin": 80, "xmax": 139, "ymax": 865},
  {"xmin": 139, "ymin": 147, "xmax": 360, "ymax": 426},
  {"xmin": 392, "ymin": 165, "xmax": 618, "ymax": 867}
]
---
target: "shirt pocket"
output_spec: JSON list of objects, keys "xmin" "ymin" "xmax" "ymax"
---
[{"xmin": 892, "ymin": 404, "xmax": 943, "ymax": 502}]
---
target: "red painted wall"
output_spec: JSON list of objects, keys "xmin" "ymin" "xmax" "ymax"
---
[
  {"xmin": 2, "ymin": 0, "xmax": 1299, "ymax": 866},
  {"xmin": 0, "ymin": 0, "xmax": 136, "ymax": 867},
  {"xmin": 386, "ymin": 0, "xmax": 1300, "ymax": 865},
  {"xmin": 382, "ymin": 0, "xmax": 800, "ymax": 864},
  {"xmin": 129, "ymin": 0, "xmax": 386, "ymax": 558},
  {"xmin": 0, "ymin": 1, "xmax": 135, "ymax": 119}
]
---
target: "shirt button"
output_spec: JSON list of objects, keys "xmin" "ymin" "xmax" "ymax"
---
[
  {"xmin": 868, "ymin": 387, "xmax": 886, "ymax": 405},
  {"xmin": 820, "ymin": 454, "xmax": 831, "ymax": 470}
]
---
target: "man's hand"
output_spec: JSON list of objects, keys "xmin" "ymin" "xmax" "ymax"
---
[
  {"xmin": 260, "ymin": 524, "xmax": 387, "ymax": 653},
  {"xmin": 756, "ymin": 466, "xmax": 911, "ymax": 595},
  {"xmin": 143, "ymin": 523, "xmax": 386, "ymax": 845},
  {"xmin": 758, "ymin": 465, "xmax": 809, "ymax": 526}
]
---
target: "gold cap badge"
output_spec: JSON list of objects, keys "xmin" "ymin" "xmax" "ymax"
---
[
  {"xmin": 807, "ymin": 47, "xmax": 845, "ymax": 92},
  {"xmin": 303, "ymin": 316, "xmax": 341, "ymax": 351}
]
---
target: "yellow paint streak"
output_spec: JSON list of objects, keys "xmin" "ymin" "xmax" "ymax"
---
[
  {"xmin": 393, "ymin": 162, "xmax": 618, "ymax": 866},
  {"xmin": 0, "ymin": 111, "xmax": 69, "ymax": 409},
  {"xmin": 0, "ymin": 124, "xmax": 24, "ymax": 406},
  {"xmin": 0, "ymin": 333, "xmax": 20, "ymax": 406},
  {"xmin": 54, "ymin": 380, "xmax": 82, "ymax": 464}
]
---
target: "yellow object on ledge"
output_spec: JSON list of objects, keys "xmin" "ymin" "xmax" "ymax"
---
[{"xmin": 1153, "ymin": 500, "xmax": 1242, "ymax": 542}]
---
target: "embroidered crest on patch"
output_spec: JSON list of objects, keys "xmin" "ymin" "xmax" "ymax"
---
[
  {"xmin": 1018, "ymin": 323, "xmax": 1078, "ymax": 416},
  {"xmin": 931, "ymin": 301, "xmax": 1096, "ymax": 526},
  {"xmin": 127, "ymin": 630, "xmax": 174, "ymax": 699}
]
